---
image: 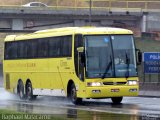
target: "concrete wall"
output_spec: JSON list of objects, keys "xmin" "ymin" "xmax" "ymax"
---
[
  {"xmin": 0, "ymin": 19, "xmax": 11, "ymax": 29},
  {"xmin": 146, "ymin": 13, "xmax": 160, "ymax": 32}
]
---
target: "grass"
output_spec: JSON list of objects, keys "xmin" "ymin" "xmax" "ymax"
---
[
  {"xmin": 0, "ymin": 0, "xmax": 88, "ymax": 7},
  {"xmin": 135, "ymin": 38, "xmax": 160, "ymax": 52},
  {"xmin": 0, "ymin": 0, "xmax": 159, "ymax": 10},
  {"xmin": 0, "ymin": 108, "xmax": 135, "ymax": 120},
  {"xmin": 0, "ymin": 109, "xmax": 65, "ymax": 120}
]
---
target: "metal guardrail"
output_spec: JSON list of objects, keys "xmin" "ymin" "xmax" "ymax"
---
[
  {"xmin": 0, "ymin": 0, "xmax": 160, "ymax": 12},
  {"xmin": 86, "ymin": 0, "xmax": 160, "ymax": 12}
]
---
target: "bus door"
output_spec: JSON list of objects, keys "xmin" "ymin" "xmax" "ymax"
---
[
  {"xmin": 74, "ymin": 34, "xmax": 85, "ymax": 81},
  {"xmin": 75, "ymin": 34, "xmax": 86, "ymax": 96},
  {"xmin": 77, "ymin": 47, "xmax": 85, "ymax": 81}
]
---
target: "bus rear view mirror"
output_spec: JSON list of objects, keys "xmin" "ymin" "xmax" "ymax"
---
[
  {"xmin": 136, "ymin": 49, "xmax": 142, "ymax": 65},
  {"xmin": 77, "ymin": 47, "xmax": 84, "ymax": 53}
]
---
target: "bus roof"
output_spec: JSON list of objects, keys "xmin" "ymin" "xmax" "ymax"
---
[{"xmin": 4, "ymin": 27, "xmax": 133, "ymax": 42}]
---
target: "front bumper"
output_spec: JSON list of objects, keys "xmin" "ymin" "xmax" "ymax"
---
[{"xmin": 84, "ymin": 85, "xmax": 138, "ymax": 98}]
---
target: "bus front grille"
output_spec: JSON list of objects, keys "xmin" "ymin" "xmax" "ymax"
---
[{"xmin": 103, "ymin": 82, "xmax": 127, "ymax": 85}]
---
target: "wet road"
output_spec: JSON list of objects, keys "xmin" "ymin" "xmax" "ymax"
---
[{"xmin": 0, "ymin": 88, "xmax": 160, "ymax": 120}]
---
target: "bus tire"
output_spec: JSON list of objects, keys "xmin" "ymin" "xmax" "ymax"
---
[
  {"xmin": 17, "ymin": 81, "xmax": 25, "ymax": 100},
  {"xmin": 111, "ymin": 97, "xmax": 123, "ymax": 104},
  {"xmin": 70, "ymin": 83, "xmax": 82, "ymax": 105},
  {"xmin": 26, "ymin": 82, "xmax": 36, "ymax": 100}
]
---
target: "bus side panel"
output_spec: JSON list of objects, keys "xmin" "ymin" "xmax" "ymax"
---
[
  {"xmin": 29, "ymin": 59, "xmax": 50, "ymax": 89},
  {"xmin": 49, "ymin": 58, "xmax": 64, "ymax": 90}
]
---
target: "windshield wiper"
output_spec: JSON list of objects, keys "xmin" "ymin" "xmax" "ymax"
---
[
  {"xmin": 125, "ymin": 52, "xmax": 130, "ymax": 78},
  {"xmin": 101, "ymin": 56, "xmax": 112, "ymax": 79}
]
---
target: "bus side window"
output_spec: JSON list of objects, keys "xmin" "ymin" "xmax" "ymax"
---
[
  {"xmin": 27, "ymin": 40, "xmax": 38, "ymax": 58},
  {"xmin": 38, "ymin": 39, "xmax": 48, "ymax": 58},
  {"xmin": 17, "ymin": 41, "xmax": 28, "ymax": 59},
  {"xmin": 49, "ymin": 36, "xmax": 72, "ymax": 58},
  {"xmin": 5, "ymin": 42, "xmax": 17, "ymax": 60},
  {"xmin": 61, "ymin": 36, "xmax": 72, "ymax": 57},
  {"xmin": 49, "ymin": 37, "xmax": 60, "ymax": 57},
  {"xmin": 4, "ymin": 42, "xmax": 10, "ymax": 59}
]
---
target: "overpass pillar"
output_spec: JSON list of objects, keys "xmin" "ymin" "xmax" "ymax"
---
[
  {"xmin": 141, "ymin": 14, "xmax": 147, "ymax": 32},
  {"xmin": 74, "ymin": 20, "xmax": 86, "ymax": 27},
  {"xmin": 12, "ymin": 19, "xmax": 23, "ymax": 30}
]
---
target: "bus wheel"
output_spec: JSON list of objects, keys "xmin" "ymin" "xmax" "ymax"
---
[
  {"xmin": 17, "ymin": 81, "xmax": 25, "ymax": 100},
  {"xmin": 70, "ymin": 84, "xmax": 82, "ymax": 105},
  {"xmin": 26, "ymin": 82, "xmax": 36, "ymax": 100},
  {"xmin": 111, "ymin": 97, "xmax": 123, "ymax": 104}
]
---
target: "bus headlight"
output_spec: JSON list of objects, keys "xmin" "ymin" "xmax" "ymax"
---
[
  {"xmin": 127, "ymin": 80, "xmax": 138, "ymax": 85},
  {"xmin": 87, "ymin": 82, "xmax": 102, "ymax": 87}
]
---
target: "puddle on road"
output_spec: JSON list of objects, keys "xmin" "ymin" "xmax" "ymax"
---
[
  {"xmin": 0, "ymin": 102, "xmax": 137, "ymax": 120},
  {"xmin": 0, "ymin": 88, "xmax": 160, "ymax": 120},
  {"xmin": 0, "ymin": 88, "xmax": 18, "ymax": 101},
  {"xmin": 0, "ymin": 101, "xmax": 159, "ymax": 120}
]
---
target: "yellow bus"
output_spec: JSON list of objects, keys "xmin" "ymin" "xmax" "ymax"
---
[{"xmin": 3, "ymin": 27, "xmax": 142, "ymax": 104}]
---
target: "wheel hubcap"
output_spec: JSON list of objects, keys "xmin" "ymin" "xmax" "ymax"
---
[
  {"xmin": 27, "ymin": 86, "xmax": 32, "ymax": 98},
  {"xmin": 20, "ymin": 90, "xmax": 23, "ymax": 98},
  {"xmin": 71, "ymin": 88, "xmax": 76, "ymax": 101}
]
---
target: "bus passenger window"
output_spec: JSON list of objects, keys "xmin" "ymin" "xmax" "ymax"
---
[
  {"xmin": 5, "ymin": 42, "xmax": 17, "ymax": 59},
  {"xmin": 27, "ymin": 40, "xmax": 38, "ymax": 58},
  {"xmin": 38, "ymin": 39, "xmax": 48, "ymax": 58},
  {"xmin": 49, "ymin": 38, "xmax": 60, "ymax": 57}
]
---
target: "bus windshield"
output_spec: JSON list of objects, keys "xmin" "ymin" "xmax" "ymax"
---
[{"xmin": 84, "ymin": 35, "xmax": 137, "ymax": 78}]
